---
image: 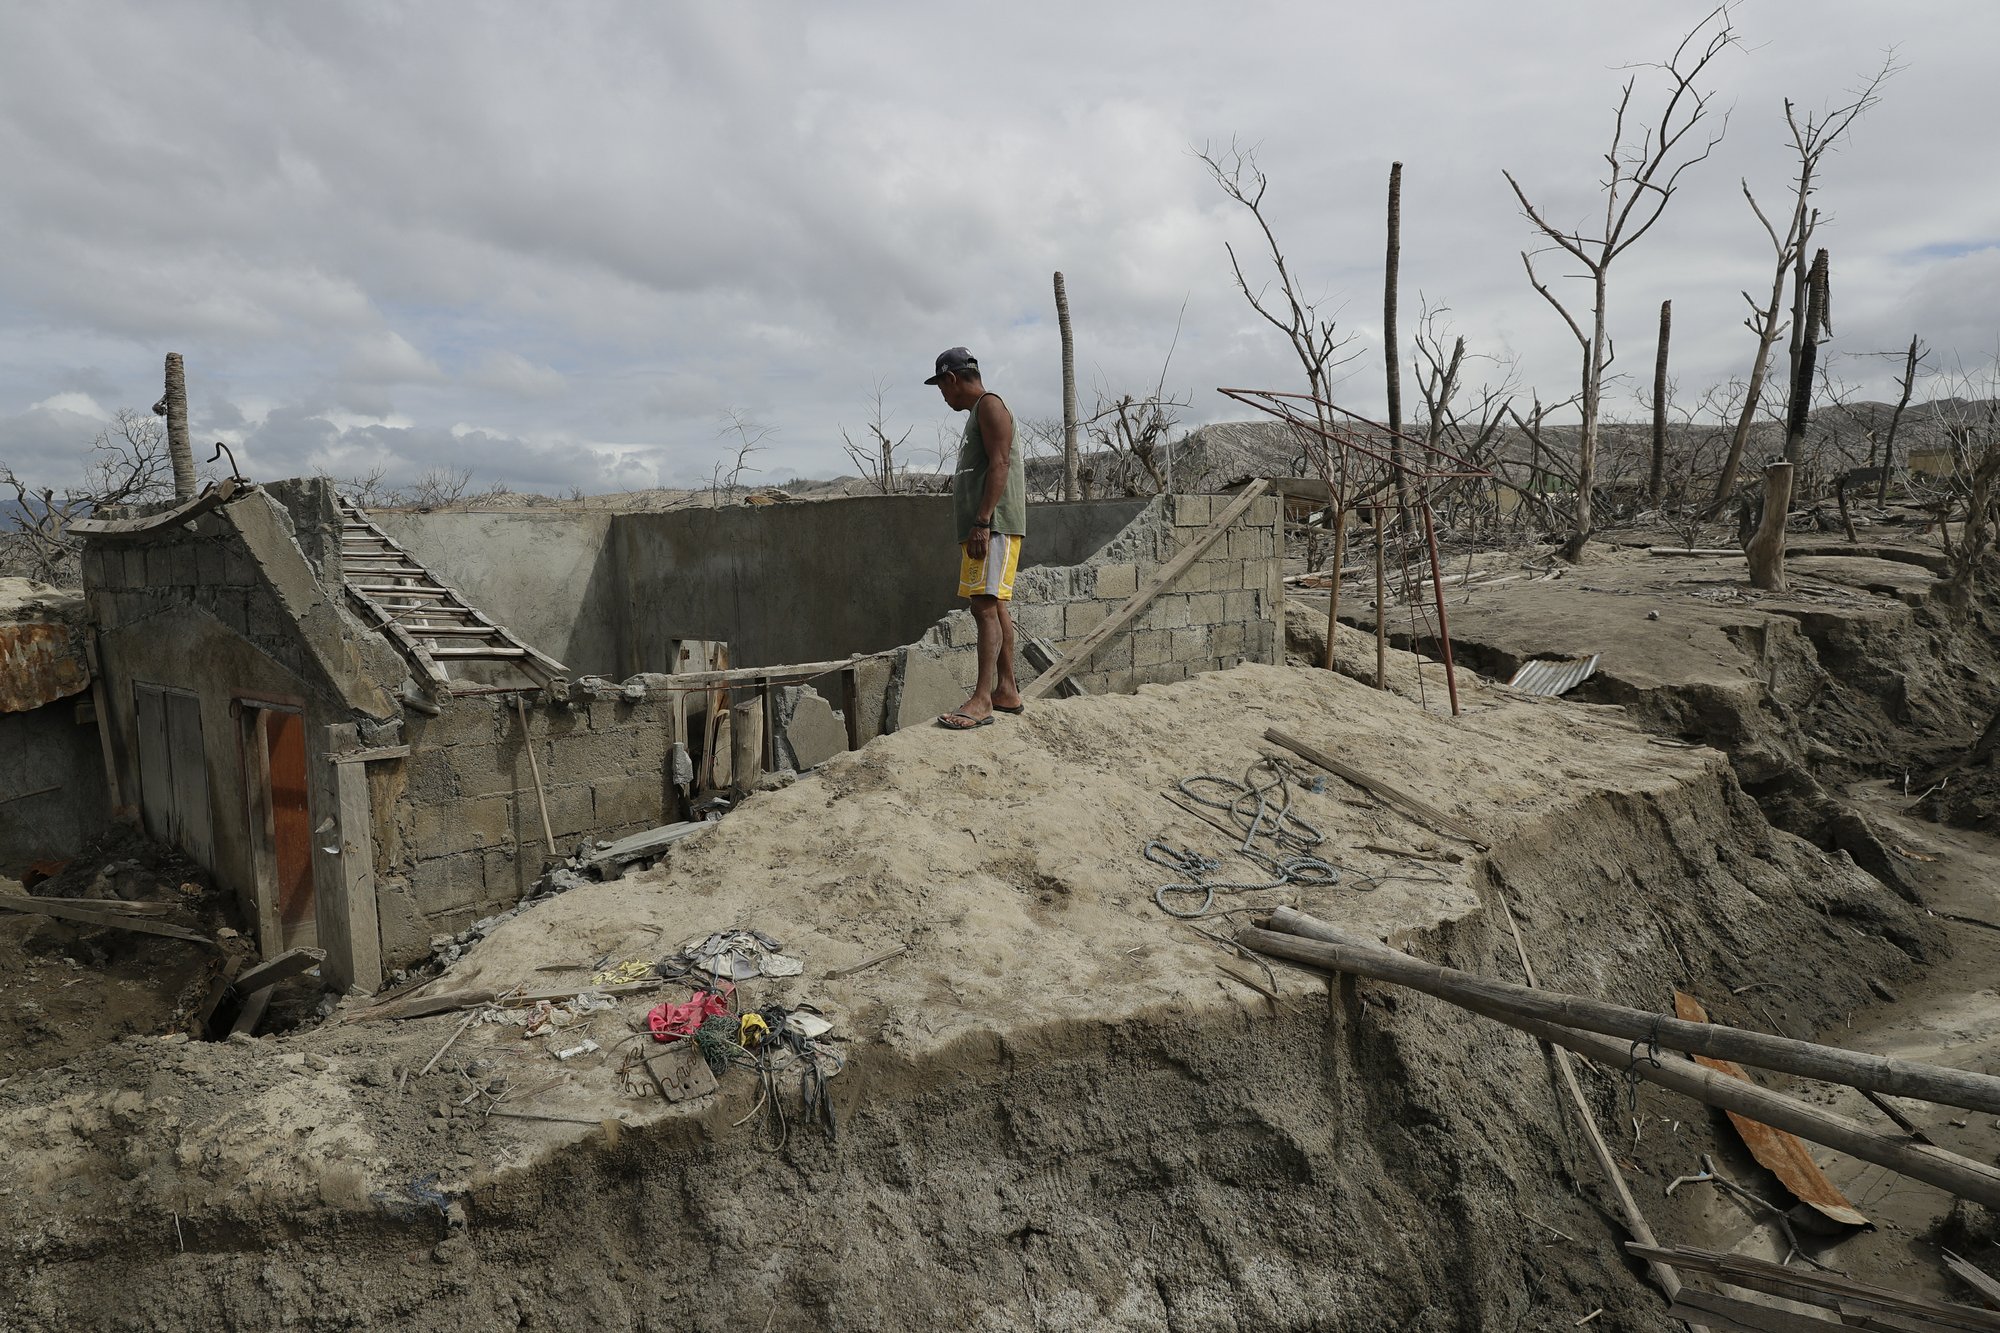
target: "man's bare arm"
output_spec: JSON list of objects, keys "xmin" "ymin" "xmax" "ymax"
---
[{"xmin": 976, "ymin": 395, "xmax": 1013, "ymax": 523}]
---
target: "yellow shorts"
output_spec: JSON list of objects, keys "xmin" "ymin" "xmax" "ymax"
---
[{"xmin": 957, "ymin": 533, "xmax": 1020, "ymax": 601}]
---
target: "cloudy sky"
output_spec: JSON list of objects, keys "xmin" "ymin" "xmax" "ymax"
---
[{"xmin": 1, "ymin": 1, "xmax": 1993, "ymax": 497}]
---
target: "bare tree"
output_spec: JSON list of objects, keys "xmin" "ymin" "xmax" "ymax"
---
[
  {"xmin": 1, "ymin": 409, "xmax": 177, "ymax": 583},
  {"xmin": 1199, "ymin": 141, "xmax": 1370, "ymax": 665},
  {"xmin": 1877, "ymin": 334, "xmax": 1928, "ymax": 505},
  {"xmin": 1503, "ymin": 6, "xmax": 1736, "ymax": 559},
  {"xmin": 1708, "ymin": 58, "xmax": 1894, "ymax": 512},
  {"xmin": 709, "ymin": 409, "xmax": 770, "ymax": 505},
  {"xmin": 1922, "ymin": 361, "xmax": 2000, "ymax": 601},
  {"xmin": 840, "ymin": 379, "xmax": 915, "ymax": 495},
  {"xmin": 1083, "ymin": 389, "xmax": 1191, "ymax": 496},
  {"xmin": 405, "ymin": 466, "xmax": 477, "ymax": 508},
  {"xmin": 1411, "ymin": 301, "xmax": 1517, "ymax": 534}
]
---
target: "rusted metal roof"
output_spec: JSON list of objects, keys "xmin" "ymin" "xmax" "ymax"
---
[
  {"xmin": 0, "ymin": 622, "xmax": 91, "ymax": 713},
  {"xmin": 1507, "ymin": 654, "xmax": 1600, "ymax": 697}
]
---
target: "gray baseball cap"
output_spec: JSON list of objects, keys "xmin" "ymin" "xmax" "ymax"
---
[{"xmin": 924, "ymin": 346, "xmax": 979, "ymax": 385}]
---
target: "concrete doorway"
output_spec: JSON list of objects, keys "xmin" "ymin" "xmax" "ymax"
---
[{"xmin": 239, "ymin": 702, "xmax": 317, "ymax": 953}]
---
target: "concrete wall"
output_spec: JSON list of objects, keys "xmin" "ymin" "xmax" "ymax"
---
[
  {"xmin": 612, "ymin": 496, "xmax": 1148, "ymax": 669},
  {"xmin": 372, "ymin": 510, "xmax": 625, "ymax": 677},
  {"xmin": 0, "ymin": 704, "xmax": 107, "ymax": 873},
  {"xmin": 375, "ymin": 686, "xmax": 680, "ymax": 960},
  {"xmin": 373, "ymin": 497, "xmax": 1147, "ymax": 675},
  {"xmin": 884, "ymin": 493, "xmax": 1284, "ymax": 725}
]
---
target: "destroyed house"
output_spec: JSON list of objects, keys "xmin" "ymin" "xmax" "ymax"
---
[{"xmin": 74, "ymin": 479, "xmax": 1282, "ymax": 992}]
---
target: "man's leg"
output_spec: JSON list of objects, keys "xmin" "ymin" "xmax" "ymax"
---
[
  {"xmin": 955, "ymin": 593, "xmax": 1001, "ymax": 720},
  {"xmin": 993, "ymin": 598, "xmax": 1021, "ymax": 709}
]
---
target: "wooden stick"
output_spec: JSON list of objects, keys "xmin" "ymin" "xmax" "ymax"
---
[
  {"xmin": 827, "ymin": 944, "xmax": 908, "ymax": 979},
  {"xmin": 232, "ymin": 946, "xmax": 326, "ymax": 994},
  {"xmin": 1634, "ymin": 1243, "xmax": 2000, "ymax": 1331},
  {"xmin": 1263, "ymin": 728, "xmax": 1487, "ymax": 848},
  {"xmin": 416, "ymin": 1011, "xmax": 480, "ymax": 1081},
  {"xmin": 1257, "ymin": 906, "xmax": 2000, "ymax": 1117},
  {"xmin": 1240, "ymin": 924, "xmax": 2000, "ymax": 1210},
  {"xmin": 1493, "ymin": 899, "xmax": 1685, "ymax": 1311},
  {"xmin": 1024, "ymin": 480, "xmax": 1271, "ymax": 699},
  {"xmin": 515, "ymin": 694, "xmax": 557, "ymax": 855},
  {"xmin": 0, "ymin": 894, "xmax": 218, "ymax": 947},
  {"xmin": 1373, "ymin": 504, "xmax": 1388, "ymax": 689},
  {"xmin": 1322, "ymin": 505, "xmax": 1346, "ymax": 672}
]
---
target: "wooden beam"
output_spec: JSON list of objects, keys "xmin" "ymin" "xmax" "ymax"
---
[
  {"xmin": 1264, "ymin": 728, "xmax": 1487, "ymax": 848},
  {"xmin": 1024, "ymin": 481, "xmax": 1272, "ymax": 700},
  {"xmin": 1257, "ymin": 906, "xmax": 2000, "ymax": 1117},
  {"xmin": 231, "ymin": 945, "xmax": 326, "ymax": 994},
  {"xmin": 1240, "ymin": 923, "xmax": 2000, "ymax": 1211},
  {"xmin": 0, "ymin": 894, "xmax": 217, "ymax": 947},
  {"xmin": 327, "ymin": 736, "xmax": 384, "ymax": 993},
  {"xmin": 330, "ymin": 744, "xmax": 411, "ymax": 765}
]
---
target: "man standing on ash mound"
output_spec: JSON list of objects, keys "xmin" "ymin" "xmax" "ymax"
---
[{"xmin": 927, "ymin": 346, "xmax": 1027, "ymax": 730}]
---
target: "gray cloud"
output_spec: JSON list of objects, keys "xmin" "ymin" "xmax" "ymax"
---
[{"xmin": 0, "ymin": 1, "xmax": 1992, "ymax": 495}]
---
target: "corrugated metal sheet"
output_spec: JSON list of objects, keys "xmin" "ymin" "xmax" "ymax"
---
[
  {"xmin": 1507, "ymin": 654, "xmax": 1600, "ymax": 697},
  {"xmin": 0, "ymin": 622, "xmax": 91, "ymax": 713}
]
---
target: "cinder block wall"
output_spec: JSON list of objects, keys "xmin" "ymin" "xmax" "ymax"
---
[
  {"xmin": 885, "ymin": 493, "xmax": 1282, "ymax": 721},
  {"xmin": 376, "ymin": 687, "xmax": 678, "ymax": 957}
]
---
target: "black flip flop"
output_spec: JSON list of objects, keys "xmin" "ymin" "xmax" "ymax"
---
[
  {"xmin": 936, "ymin": 711, "xmax": 995, "ymax": 730},
  {"xmin": 995, "ymin": 704, "xmax": 1026, "ymax": 715}
]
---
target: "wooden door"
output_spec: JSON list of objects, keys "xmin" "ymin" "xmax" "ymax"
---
[
  {"xmin": 263, "ymin": 710, "xmax": 315, "ymax": 944},
  {"xmin": 134, "ymin": 683, "xmax": 213, "ymax": 867}
]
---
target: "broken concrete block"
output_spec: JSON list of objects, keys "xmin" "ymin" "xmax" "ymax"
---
[
  {"xmin": 889, "ymin": 647, "xmax": 972, "ymax": 733},
  {"xmin": 776, "ymin": 685, "xmax": 848, "ymax": 771},
  {"xmin": 849, "ymin": 657, "xmax": 892, "ymax": 744},
  {"xmin": 1092, "ymin": 563, "xmax": 1138, "ymax": 600}
]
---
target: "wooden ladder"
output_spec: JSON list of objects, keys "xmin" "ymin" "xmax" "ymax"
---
[{"xmin": 336, "ymin": 500, "xmax": 569, "ymax": 694}]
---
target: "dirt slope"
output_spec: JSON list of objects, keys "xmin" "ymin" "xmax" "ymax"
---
[{"xmin": 1, "ymin": 662, "xmax": 1934, "ymax": 1331}]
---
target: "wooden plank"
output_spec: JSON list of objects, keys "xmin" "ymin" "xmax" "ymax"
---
[
  {"xmin": 585, "ymin": 820, "xmax": 713, "ymax": 866},
  {"xmin": 1024, "ymin": 480, "xmax": 1272, "ymax": 700},
  {"xmin": 1635, "ymin": 1245, "xmax": 2000, "ymax": 1331},
  {"xmin": 229, "ymin": 985, "xmax": 273, "ymax": 1039},
  {"xmin": 1667, "ymin": 1290, "xmax": 1839, "ymax": 1332},
  {"xmin": 0, "ymin": 894, "xmax": 217, "ymax": 946},
  {"xmin": 1240, "ymin": 921, "xmax": 2000, "ymax": 1211},
  {"xmin": 639, "ymin": 653, "xmax": 891, "ymax": 694},
  {"xmin": 1944, "ymin": 1250, "xmax": 2000, "ymax": 1311},
  {"xmin": 347, "ymin": 586, "xmax": 450, "ymax": 689},
  {"xmin": 428, "ymin": 647, "xmax": 527, "ymax": 659},
  {"xmin": 1257, "ymin": 907, "xmax": 2000, "ymax": 1119},
  {"xmin": 324, "ymin": 728, "xmax": 384, "ymax": 994},
  {"xmin": 232, "ymin": 945, "xmax": 326, "ymax": 994},
  {"xmin": 329, "ymin": 744, "xmax": 412, "ymax": 765},
  {"xmin": 163, "ymin": 689, "xmax": 214, "ymax": 868},
  {"xmin": 1264, "ymin": 728, "xmax": 1488, "ymax": 848},
  {"xmin": 70, "ymin": 479, "xmax": 240, "ymax": 536},
  {"xmin": 1676, "ymin": 989, "xmax": 1869, "ymax": 1228},
  {"xmin": 343, "ymin": 988, "xmax": 500, "ymax": 1023}
]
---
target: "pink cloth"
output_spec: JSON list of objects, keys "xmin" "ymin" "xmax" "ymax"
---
[{"xmin": 647, "ymin": 986, "xmax": 731, "ymax": 1043}]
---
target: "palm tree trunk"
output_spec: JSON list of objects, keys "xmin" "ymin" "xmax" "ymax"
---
[
  {"xmin": 1383, "ymin": 162, "xmax": 1412, "ymax": 516},
  {"xmin": 1054, "ymin": 272, "xmax": 1080, "ymax": 501},
  {"xmin": 1649, "ymin": 300, "xmax": 1671, "ymax": 505},
  {"xmin": 163, "ymin": 352, "xmax": 194, "ymax": 501}
]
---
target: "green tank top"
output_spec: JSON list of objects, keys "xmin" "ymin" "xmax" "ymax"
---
[{"xmin": 953, "ymin": 392, "xmax": 1027, "ymax": 542}]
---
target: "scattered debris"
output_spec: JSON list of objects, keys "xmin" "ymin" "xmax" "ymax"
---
[{"xmin": 1506, "ymin": 654, "xmax": 1602, "ymax": 698}]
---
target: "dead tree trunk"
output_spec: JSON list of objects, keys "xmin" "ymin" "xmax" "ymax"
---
[
  {"xmin": 1783, "ymin": 249, "xmax": 1829, "ymax": 470},
  {"xmin": 161, "ymin": 353, "xmax": 194, "ymax": 501},
  {"xmin": 1383, "ymin": 162, "xmax": 1412, "ymax": 517},
  {"xmin": 1322, "ymin": 507, "xmax": 1347, "ymax": 672},
  {"xmin": 1649, "ymin": 299, "xmax": 1671, "ymax": 506},
  {"xmin": 1055, "ymin": 272, "xmax": 1080, "ymax": 502},
  {"xmin": 1877, "ymin": 333, "xmax": 1922, "ymax": 506},
  {"xmin": 1746, "ymin": 461, "xmax": 1795, "ymax": 591}
]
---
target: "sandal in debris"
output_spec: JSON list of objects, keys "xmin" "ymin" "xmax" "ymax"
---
[{"xmin": 936, "ymin": 711, "xmax": 995, "ymax": 730}]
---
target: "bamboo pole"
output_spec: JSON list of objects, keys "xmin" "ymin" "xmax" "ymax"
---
[
  {"xmin": 1239, "ymin": 922, "xmax": 2000, "ymax": 1210},
  {"xmin": 1322, "ymin": 506, "xmax": 1347, "ymax": 672},
  {"xmin": 1372, "ymin": 504, "xmax": 1388, "ymax": 689},
  {"xmin": 1258, "ymin": 907, "xmax": 2000, "ymax": 1116}
]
